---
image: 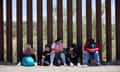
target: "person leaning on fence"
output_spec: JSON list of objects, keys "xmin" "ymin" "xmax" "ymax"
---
[
  {"xmin": 83, "ymin": 39, "xmax": 101, "ymax": 66},
  {"xmin": 41, "ymin": 44, "xmax": 51, "ymax": 66},
  {"xmin": 50, "ymin": 38, "xmax": 67, "ymax": 66},
  {"xmin": 17, "ymin": 44, "xmax": 37, "ymax": 66},
  {"xmin": 66, "ymin": 44, "xmax": 81, "ymax": 66}
]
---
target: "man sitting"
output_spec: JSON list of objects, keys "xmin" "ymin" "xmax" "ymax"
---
[
  {"xmin": 83, "ymin": 39, "xmax": 101, "ymax": 66},
  {"xmin": 66, "ymin": 44, "xmax": 81, "ymax": 66}
]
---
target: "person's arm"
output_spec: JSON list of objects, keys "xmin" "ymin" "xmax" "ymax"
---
[
  {"xmin": 94, "ymin": 43, "xmax": 100, "ymax": 51},
  {"xmin": 84, "ymin": 42, "xmax": 91, "ymax": 52},
  {"xmin": 59, "ymin": 43, "xmax": 66, "ymax": 52},
  {"xmin": 45, "ymin": 51, "xmax": 51, "ymax": 56},
  {"xmin": 51, "ymin": 43, "xmax": 57, "ymax": 53},
  {"xmin": 41, "ymin": 52, "xmax": 46, "ymax": 59}
]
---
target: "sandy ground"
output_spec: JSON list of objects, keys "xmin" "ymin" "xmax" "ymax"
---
[{"xmin": 0, "ymin": 65, "xmax": 120, "ymax": 72}]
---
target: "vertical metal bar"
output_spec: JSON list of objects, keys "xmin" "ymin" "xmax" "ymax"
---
[
  {"xmin": 37, "ymin": 0, "xmax": 43, "ymax": 63},
  {"xmin": 0, "ymin": 0, "xmax": 4, "ymax": 62},
  {"xmin": 57, "ymin": 0, "xmax": 63, "ymax": 39},
  {"xmin": 76, "ymin": 0, "xmax": 82, "ymax": 63},
  {"xmin": 96, "ymin": 0, "xmax": 102, "ymax": 61},
  {"xmin": 27, "ymin": 0, "xmax": 33, "ymax": 45},
  {"xmin": 47, "ymin": 0, "xmax": 53, "ymax": 44},
  {"xmin": 86, "ymin": 0, "xmax": 92, "ymax": 40},
  {"xmin": 17, "ymin": 0, "xmax": 23, "ymax": 62},
  {"xmin": 67, "ymin": 0, "xmax": 73, "ymax": 47},
  {"xmin": 106, "ymin": 0, "xmax": 112, "ymax": 62},
  {"xmin": 115, "ymin": 0, "xmax": 120, "ymax": 61},
  {"xmin": 6, "ymin": 0, "xmax": 12, "ymax": 62}
]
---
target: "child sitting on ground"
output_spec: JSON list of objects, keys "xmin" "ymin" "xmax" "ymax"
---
[{"xmin": 41, "ymin": 44, "xmax": 51, "ymax": 66}]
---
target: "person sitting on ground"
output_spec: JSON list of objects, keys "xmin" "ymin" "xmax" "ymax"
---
[
  {"xmin": 17, "ymin": 44, "xmax": 37, "ymax": 66},
  {"xmin": 66, "ymin": 44, "xmax": 81, "ymax": 66},
  {"xmin": 83, "ymin": 39, "xmax": 101, "ymax": 66},
  {"xmin": 50, "ymin": 38, "xmax": 67, "ymax": 66},
  {"xmin": 41, "ymin": 44, "xmax": 51, "ymax": 66}
]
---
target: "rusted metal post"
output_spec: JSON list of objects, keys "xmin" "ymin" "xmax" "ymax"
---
[
  {"xmin": 96, "ymin": 0, "xmax": 102, "ymax": 62},
  {"xmin": 37, "ymin": 0, "xmax": 43, "ymax": 63},
  {"xmin": 106, "ymin": 0, "xmax": 112, "ymax": 62},
  {"xmin": 67, "ymin": 0, "xmax": 73, "ymax": 47},
  {"xmin": 86, "ymin": 0, "xmax": 92, "ymax": 40},
  {"xmin": 0, "ymin": 0, "xmax": 4, "ymax": 62},
  {"xmin": 57, "ymin": 0, "xmax": 63, "ymax": 40},
  {"xmin": 27, "ymin": 0, "xmax": 33, "ymax": 46},
  {"xmin": 115, "ymin": 0, "xmax": 120, "ymax": 61},
  {"xmin": 17, "ymin": 0, "xmax": 23, "ymax": 62},
  {"xmin": 76, "ymin": 0, "xmax": 82, "ymax": 63},
  {"xmin": 6, "ymin": 0, "xmax": 13, "ymax": 62},
  {"xmin": 47, "ymin": 0, "xmax": 53, "ymax": 44}
]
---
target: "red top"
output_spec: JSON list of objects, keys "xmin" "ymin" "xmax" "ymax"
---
[{"xmin": 84, "ymin": 41, "xmax": 100, "ymax": 52}]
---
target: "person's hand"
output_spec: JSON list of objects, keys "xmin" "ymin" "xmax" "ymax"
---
[
  {"xmin": 42, "ymin": 55, "xmax": 45, "ymax": 59},
  {"xmin": 89, "ymin": 49, "xmax": 95, "ymax": 52},
  {"xmin": 51, "ymin": 50, "xmax": 55, "ymax": 54},
  {"xmin": 46, "ymin": 53, "xmax": 50, "ymax": 56},
  {"xmin": 60, "ymin": 48, "xmax": 64, "ymax": 52},
  {"xmin": 71, "ymin": 55, "xmax": 75, "ymax": 58}
]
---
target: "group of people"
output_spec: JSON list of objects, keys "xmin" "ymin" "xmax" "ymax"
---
[{"xmin": 18, "ymin": 38, "xmax": 101, "ymax": 67}]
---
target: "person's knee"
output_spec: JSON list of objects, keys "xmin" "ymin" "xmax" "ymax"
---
[
  {"xmin": 60, "ymin": 53, "xmax": 65, "ymax": 57},
  {"xmin": 51, "ymin": 53, "xmax": 55, "ymax": 56},
  {"xmin": 84, "ymin": 51, "xmax": 89, "ymax": 56},
  {"xmin": 61, "ymin": 53, "xmax": 65, "ymax": 55},
  {"xmin": 94, "ymin": 51, "xmax": 100, "ymax": 56}
]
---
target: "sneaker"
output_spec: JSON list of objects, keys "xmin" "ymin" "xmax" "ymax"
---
[
  {"xmin": 50, "ymin": 63, "xmax": 53, "ymax": 66},
  {"xmin": 34, "ymin": 62, "xmax": 37, "ymax": 66},
  {"xmin": 64, "ymin": 63, "xmax": 67, "ymax": 66},
  {"xmin": 17, "ymin": 62, "xmax": 21, "ymax": 66},
  {"xmin": 77, "ymin": 63, "xmax": 81, "ymax": 67},
  {"xmin": 70, "ymin": 62, "xmax": 74, "ymax": 66},
  {"xmin": 82, "ymin": 64, "xmax": 88, "ymax": 68}
]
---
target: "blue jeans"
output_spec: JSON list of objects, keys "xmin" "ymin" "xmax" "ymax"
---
[
  {"xmin": 84, "ymin": 51, "xmax": 100, "ymax": 65},
  {"xmin": 50, "ymin": 52, "xmax": 66, "ymax": 64}
]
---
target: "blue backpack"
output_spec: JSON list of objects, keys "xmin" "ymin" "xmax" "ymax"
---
[{"xmin": 22, "ymin": 56, "xmax": 35, "ymax": 66}]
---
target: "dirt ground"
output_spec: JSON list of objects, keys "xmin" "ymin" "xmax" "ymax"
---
[{"xmin": 0, "ymin": 65, "xmax": 120, "ymax": 72}]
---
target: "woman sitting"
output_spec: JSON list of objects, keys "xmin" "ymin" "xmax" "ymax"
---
[{"xmin": 17, "ymin": 44, "xmax": 37, "ymax": 66}]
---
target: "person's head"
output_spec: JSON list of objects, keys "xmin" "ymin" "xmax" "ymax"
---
[
  {"xmin": 89, "ymin": 38, "xmax": 94, "ymax": 43},
  {"xmin": 26, "ymin": 43, "xmax": 32, "ymax": 48},
  {"xmin": 55, "ymin": 38, "xmax": 62, "ymax": 44},
  {"xmin": 69, "ymin": 43, "xmax": 76, "ymax": 51},
  {"xmin": 69, "ymin": 47, "xmax": 74, "ymax": 51},
  {"xmin": 86, "ymin": 38, "xmax": 94, "ymax": 44},
  {"xmin": 45, "ymin": 44, "xmax": 51, "ymax": 51},
  {"xmin": 23, "ymin": 43, "xmax": 34, "ymax": 55}
]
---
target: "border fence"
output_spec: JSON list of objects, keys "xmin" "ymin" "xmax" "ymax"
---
[{"xmin": 0, "ymin": 0, "xmax": 120, "ymax": 63}]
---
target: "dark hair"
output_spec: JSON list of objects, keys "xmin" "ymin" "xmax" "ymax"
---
[
  {"xmin": 89, "ymin": 38, "xmax": 94, "ymax": 43},
  {"xmin": 70, "ymin": 43, "xmax": 77, "ymax": 49},
  {"xmin": 45, "ymin": 44, "xmax": 50, "ymax": 48},
  {"xmin": 55, "ymin": 38, "xmax": 62, "ymax": 42},
  {"xmin": 69, "ymin": 43, "xmax": 77, "ymax": 52}
]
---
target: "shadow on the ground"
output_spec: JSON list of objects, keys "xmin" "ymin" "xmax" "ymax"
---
[{"xmin": 0, "ymin": 62, "xmax": 16, "ymax": 66}]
